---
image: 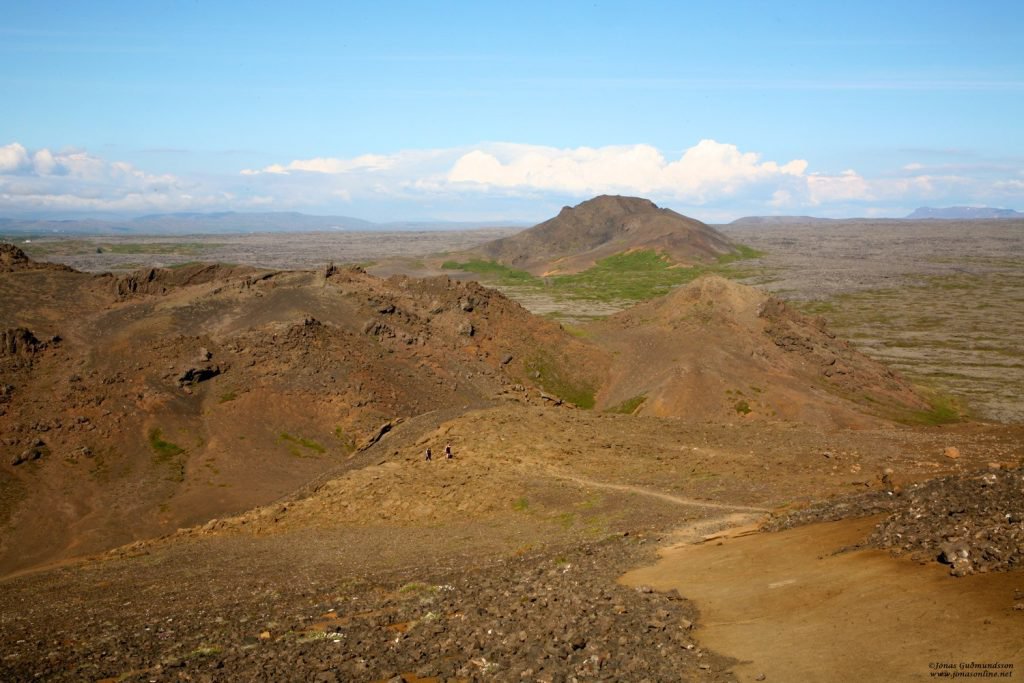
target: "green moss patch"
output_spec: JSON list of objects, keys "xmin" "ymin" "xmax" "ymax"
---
[
  {"xmin": 443, "ymin": 245, "xmax": 764, "ymax": 305},
  {"xmin": 148, "ymin": 428, "xmax": 185, "ymax": 461},
  {"xmin": 607, "ymin": 394, "xmax": 647, "ymax": 414}
]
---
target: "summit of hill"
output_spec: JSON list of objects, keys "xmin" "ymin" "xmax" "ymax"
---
[{"xmin": 476, "ymin": 195, "xmax": 737, "ymax": 274}]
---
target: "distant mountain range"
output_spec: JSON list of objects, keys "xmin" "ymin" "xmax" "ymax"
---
[
  {"xmin": 729, "ymin": 206, "xmax": 1024, "ymax": 226},
  {"xmin": 904, "ymin": 206, "xmax": 1024, "ymax": 220},
  {"xmin": 0, "ymin": 211, "xmax": 525, "ymax": 235}
]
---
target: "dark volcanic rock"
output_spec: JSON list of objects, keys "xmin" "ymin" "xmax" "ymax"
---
[
  {"xmin": 768, "ymin": 468, "xmax": 1024, "ymax": 577},
  {"xmin": 0, "ymin": 536, "xmax": 736, "ymax": 682},
  {"xmin": 177, "ymin": 364, "xmax": 222, "ymax": 386},
  {"xmin": 0, "ymin": 243, "xmax": 31, "ymax": 270},
  {"xmin": 868, "ymin": 468, "xmax": 1024, "ymax": 576},
  {"xmin": 1, "ymin": 328, "xmax": 43, "ymax": 357}
]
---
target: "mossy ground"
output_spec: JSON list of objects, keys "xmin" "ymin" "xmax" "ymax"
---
[{"xmin": 443, "ymin": 246, "xmax": 764, "ymax": 305}]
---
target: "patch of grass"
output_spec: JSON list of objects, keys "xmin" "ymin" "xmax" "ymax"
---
[
  {"xmin": 715, "ymin": 244, "xmax": 765, "ymax": 264},
  {"xmin": 186, "ymin": 646, "xmax": 223, "ymax": 659},
  {"xmin": 552, "ymin": 250, "xmax": 701, "ymax": 301},
  {"xmin": 512, "ymin": 497, "xmax": 529, "ymax": 512},
  {"xmin": 333, "ymin": 426, "xmax": 356, "ymax": 452},
  {"xmin": 606, "ymin": 394, "xmax": 647, "ymax": 414},
  {"xmin": 901, "ymin": 393, "xmax": 964, "ymax": 426},
  {"xmin": 443, "ymin": 245, "xmax": 767, "ymax": 305},
  {"xmin": 279, "ymin": 432, "xmax": 326, "ymax": 454},
  {"xmin": 100, "ymin": 242, "xmax": 221, "ymax": 255},
  {"xmin": 561, "ymin": 324, "xmax": 591, "ymax": 339},
  {"xmin": 793, "ymin": 300, "xmax": 837, "ymax": 316},
  {"xmin": 148, "ymin": 428, "xmax": 185, "ymax": 461},
  {"xmin": 524, "ymin": 353, "xmax": 596, "ymax": 409},
  {"xmin": 556, "ymin": 512, "xmax": 575, "ymax": 529},
  {"xmin": 734, "ymin": 400, "xmax": 752, "ymax": 415},
  {"xmin": 398, "ymin": 582, "xmax": 432, "ymax": 594},
  {"xmin": 218, "ymin": 391, "xmax": 237, "ymax": 403},
  {"xmin": 441, "ymin": 259, "xmax": 534, "ymax": 282}
]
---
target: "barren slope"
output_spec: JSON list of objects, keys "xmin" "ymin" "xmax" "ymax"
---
[
  {"xmin": 475, "ymin": 195, "xmax": 736, "ymax": 274},
  {"xmin": 589, "ymin": 275, "xmax": 931, "ymax": 427},
  {"xmin": 0, "ymin": 247, "xmax": 606, "ymax": 575}
]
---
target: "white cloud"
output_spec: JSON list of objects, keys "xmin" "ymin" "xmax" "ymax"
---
[
  {"xmin": 242, "ymin": 153, "xmax": 396, "ymax": 175},
  {"xmin": 446, "ymin": 140, "xmax": 808, "ymax": 202},
  {"xmin": 32, "ymin": 148, "xmax": 57, "ymax": 175},
  {"xmin": 0, "ymin": 142, "xmax": 234, "ymax": 213},
  {"xmin": 994, "ymin": 179, "xmax": 1024, "ymax": 191},
  {"xmin": 0, "ymin": 143, "xmax": 30, "ymax": 173},
  {"xmin": 807, "ymin": 170, "xmax": 872, "ymax": 204},
  {"xmin": 3, "ymin": 139, "xmax": 1023, "ymax": 219}
]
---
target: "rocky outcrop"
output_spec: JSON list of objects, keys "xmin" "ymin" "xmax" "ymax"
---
[
  {"xmin": 1, "ymin": 328, "xmax": 42, "ymax": 357},
  {"xmin": 0, "ymin": 244, "xmax": 31, "ymax": 271},
  {"xmin": 109, "ymin": 263, "xmax": 260, "ymax": 299},
  {"xmin": 0, "ymin": 243, "xmax": 75, "ymax": 273}
]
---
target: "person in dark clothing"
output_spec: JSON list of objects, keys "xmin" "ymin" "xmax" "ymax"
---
[
  {"xmin": 425, "ymin": 447, "xmax": 432, "ymax": 461},
  {"xmin": 444, "ymin": 443, "xmax": 453, "ymax": 459}
]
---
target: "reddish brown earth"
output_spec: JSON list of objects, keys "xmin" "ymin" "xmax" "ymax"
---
[
  {"xmin": 2, "ymin": 240, "xmax": 1023, "ymax": 682},
  {"xmin": 472, "ymin": 195, "xmax": 736, "ymax": 274},
  {"xmin": 589, "ymin": 275, "xmax": 930, "ymax": 427},
  {"xmin": 0, "ymin": 247, "xmax": 603, "ymax": 576}
]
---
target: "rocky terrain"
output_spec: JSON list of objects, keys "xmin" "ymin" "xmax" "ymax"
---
[
  {"xmin": 720, "ymin": 218, "xmax": 1024, "ymax": 422},
  {"xmin": 2, "ymin": 203, "xmax": 1023, "ymax": 681},
  {"xmin": 870, "ymin": 467, "xmax": 1024, "ymax": 576},
  {"xmin": 589, "ymin": 275, "xmax": 929, "ymax": 426},
  {"xmin": 0, "ymin": 244, "xmax": 607, "ymax": 574},
  {"xmin": 765, "ymin": 465, "xmax": 1024, "ymax": 577},
  {"xmin": 0, "ymin": 533, "xmax": 739, "ymax": 682}
]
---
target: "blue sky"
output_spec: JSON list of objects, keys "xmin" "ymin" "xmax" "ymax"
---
[{"xmin": 2, "ymin": 0, "xmax": 1022, "ymax": 222}]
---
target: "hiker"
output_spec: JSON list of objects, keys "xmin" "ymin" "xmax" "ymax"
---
[
  {"xmin": 424, "ymin": 447, "xmax": 432, "ymax": 461},
  {"xmin": 444, "ymin": 443, "xmax": 453, "ymax": 459}
]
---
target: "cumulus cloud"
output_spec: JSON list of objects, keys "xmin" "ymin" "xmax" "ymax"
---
[
  {"xmin": 4, "ymin": 139, "xmax": 1023, "ymax": 219},
  {"xmin": 806, "ymin": 170, "xmax": 872, "ymax": 204},
  {"xmin": 446, "ymin": 140, "xmax": 808, "ymax": 202},
  {"xmin": 241, "ymin": 153, "xmax": 396, "ymax": 175},
  {"xmin": 0, "ymin": 142, "xmax": 237, "ymax": 213},
  {"xmin": 0, "ymin": 143, "xmax": 30, "ymax": 173}
]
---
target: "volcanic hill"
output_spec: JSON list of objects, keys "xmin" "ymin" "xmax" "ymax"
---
[
  {"xmin": 589, "ymin": 275, "xmax": 930, "ymax": 427},
  {"xmin": 2, "ymin": 240, "xmax": 1023, "ymax": 682},
  {"xmin": 474, "ymin": 195, "xmax": 737, "ymax": 274},
  {"xmin": 0, "ymin": 241, "xmax": 940, "ymax": 575},
  {"xmin": 0, "ymin": 247, "xmax": 605, "ymax": 574}
]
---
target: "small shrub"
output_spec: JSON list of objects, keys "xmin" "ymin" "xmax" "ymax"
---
[
  {"xmin": 279, "ymin": 432, "xmax": 326, "ymax": 454},
  {"xmin": 607, "ymin": 394, "xmax": 646, "ymax": 414},
  {"xmin": 148, "ymin": 428, "xmax": 185, "ymax": 461}
]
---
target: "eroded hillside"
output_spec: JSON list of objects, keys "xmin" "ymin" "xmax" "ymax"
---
[{"xmin": 0, "ymin": 247, "xmax": 605, "ymax": 574}]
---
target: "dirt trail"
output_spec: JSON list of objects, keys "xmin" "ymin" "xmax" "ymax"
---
[
  {"xmin": 539, "ymin": 467, "xmax": 772, "ymax": 513},
  {"xmin": 622, "ymin": 516, "xmax": 1024, "ymax": 682}
]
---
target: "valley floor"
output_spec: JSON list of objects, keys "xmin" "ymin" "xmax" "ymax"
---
[{"xmin": 2, "ymin": 408, "xmax": 1021, "ymax": 682}]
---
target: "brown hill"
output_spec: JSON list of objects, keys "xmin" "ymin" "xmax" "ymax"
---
[
  {"xmin": 0, "ymin": 246, "xmax": 934, "ymax": 576},
  {"xmin": 475, "ymin": 195, "xmax": 737, "ymax": 274},
  {"xmin": 0, "ymin": 243, "xmax": 74, "ymax": 273},
  {"xmin": 0, "ymin": 247, "xmax": 606, "ymax": 575},
  {"xmin": 589, "ymin": 275, "xmax": 930, "ymax": 427}
]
